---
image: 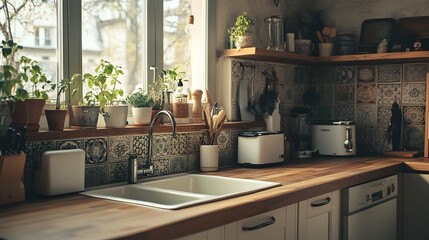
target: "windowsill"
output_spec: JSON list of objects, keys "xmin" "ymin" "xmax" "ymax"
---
[{"xmin": 28, "ymin": 121, "xmax": 265, "ymax": 141}]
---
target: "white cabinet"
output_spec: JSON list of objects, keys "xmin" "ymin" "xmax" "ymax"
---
[
  {"xmin": 298, "ymin": 191, "xmax": 340, "ymax": 240},
  {"xmin": 402, "ymin": 173, "xmax": 429, "ymax": 240},
  {"xmin": 225, "ymin": 205, "xmax": 297, "ymax": 240},
  {"xmin": 175, "ymin": 226, "xmax": 224, "ymax": 240}
]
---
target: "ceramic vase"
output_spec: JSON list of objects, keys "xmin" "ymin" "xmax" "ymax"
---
[
  {"xmin": 102, "ymin": 105, "xmax": 128, "ymax": 128},
  {"xmin": 131, "ymin": 107, "xmax": 152, "ymax": 125},
  {"xmin": 200, "ymin": 145, "xmax": 219, "ymax": 172}
]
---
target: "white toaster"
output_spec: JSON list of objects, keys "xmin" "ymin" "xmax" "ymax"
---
[
  {"xmin": 238, "ymin": 131, "xmax": 284, "ymax": 166},
  {"xmin": 312, "ymin": 120, "xmax": 356, "ymax": 156}
]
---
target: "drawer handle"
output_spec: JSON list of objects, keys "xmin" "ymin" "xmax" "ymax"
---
[
  {"xmin": 310, "ymin": 197, "xmax": 331, "ymax": 207},
  {"xmin": 242, "ymin": 216, "xmax": 276, "ymax": 231}
]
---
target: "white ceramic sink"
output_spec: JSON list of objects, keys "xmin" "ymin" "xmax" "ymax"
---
[{"xmin": 81, "ymin": 174, "xmax": 281, "ymax": 209}]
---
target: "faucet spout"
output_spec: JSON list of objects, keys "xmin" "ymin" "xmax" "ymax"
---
[{"xmin": 147, "ymin": 110, "xmax": 177, "ymax": 174}]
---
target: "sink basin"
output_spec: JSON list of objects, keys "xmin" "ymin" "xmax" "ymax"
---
[{"xmin": 81, "ymin": 174, "xmax": 281, "ymax": 209}]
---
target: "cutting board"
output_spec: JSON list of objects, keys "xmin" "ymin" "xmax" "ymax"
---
[{"xmin": 383, "ymin": 150, "xmax": 423, "ymax": 158}]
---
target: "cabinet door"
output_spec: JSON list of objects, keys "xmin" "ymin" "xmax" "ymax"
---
[
  {"xmin": 298, "ymin": 191, "xmax": 340, "ymax": 240},
  {"xmin": 225, "ymin": 207, "xmax": 287, "ymax": 240},
  {"xmin": 403, "ymin": 173, "xmax": 429, "ymax": 240},
  {"xmin": 176, "ymin": 226, "xmax": 224, "ymax": 240}
]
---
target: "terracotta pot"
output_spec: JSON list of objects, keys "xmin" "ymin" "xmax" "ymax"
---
[
  {"xmin": 45, "ymin": 109, "xmax": 67, "ymax": 131},
  {"xmin": 7, "ymin": 99, "xmax": 46, "ymax": 132},
  {"xmin": 71, "ymin": 105, "xmax": 100, "ymax": 128}
]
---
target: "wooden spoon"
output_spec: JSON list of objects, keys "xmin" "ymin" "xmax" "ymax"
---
[{"xmin": 322, "ymin": 27, "xmax": 331, "ymax": 42}]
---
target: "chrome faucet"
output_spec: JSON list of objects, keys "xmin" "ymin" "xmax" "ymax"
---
[{"xmin": 128, "ymin": 110, "xmax": 177, "ymax": 184}]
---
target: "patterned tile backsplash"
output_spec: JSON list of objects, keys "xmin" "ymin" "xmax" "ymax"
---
[
  {"xmin": 25, "ymin": 128, "xmax": 251, "ymax": 198},
  {"xmin": 229, "ymin": 59, "xmax": 427, "ymax": 155}
]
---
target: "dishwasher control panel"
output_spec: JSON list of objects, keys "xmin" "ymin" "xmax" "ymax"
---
[{"xmin": 345, "ymin": 175, "xmax": 397, "ymax": 213}]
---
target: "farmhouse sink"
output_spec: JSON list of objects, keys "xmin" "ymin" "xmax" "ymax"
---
[{"xmin": 82, "ymin": 174, "xmax": 281, "ymax": 209}]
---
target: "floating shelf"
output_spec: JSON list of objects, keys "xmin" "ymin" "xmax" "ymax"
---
[{"xmin": 218, "ymin": 47, "xmax": 429, "ymax": 65}]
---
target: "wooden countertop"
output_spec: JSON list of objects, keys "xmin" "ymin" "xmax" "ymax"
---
[{"xmin": 1, "ymin": 157, "xmax": 428, "ymax": 240}]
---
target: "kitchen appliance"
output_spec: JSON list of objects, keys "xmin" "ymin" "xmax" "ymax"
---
[
  {"xmin": 291, "ymin": 112, "xmax": 315, "ymax": 158},
  {"xmin": 342, "ymin": 175, "xmax": 398, "ymax": 240},
  {"xmin": 34, "ymin": 149, "xmax": 85, "ymax": 196},
  {"xmin": 312, "ymin": 120, "xmax": 356, "ymax": 156},
  {"xmin": 238, "ymin": 131, "xmax": 284, "ymax": 166},
  {"xmin": 265, "ymin": 15, "xmax": 285, "ymax": 51}
]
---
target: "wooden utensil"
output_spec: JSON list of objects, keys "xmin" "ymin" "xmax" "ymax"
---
[
  {"xmin": 329, "ymin": 27, "xmax": 337, "ymax": 41},
  {"xmin": 316, "ymin": 31, "xmax": 324, "ymax": 43},
  {"xmin": 322, "ymin": 27, "xmax": 331, "ymax": 42}
]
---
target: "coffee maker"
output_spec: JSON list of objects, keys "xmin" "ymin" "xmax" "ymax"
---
[{"xmin": 291, "ymin": 108, "xmax": 316, "ymax": 158}]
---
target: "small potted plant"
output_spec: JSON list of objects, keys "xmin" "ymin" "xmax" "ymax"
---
[
  {"xmin": 229, "ymin": 12, "xmax": 254, "ymax": 50},
  {"xmin": 71, "ymin": 59, "xmax": 126, "ymax": 128},
  {"xmin": 1, "ymin": 40, "xmax": 56, "ymax": 132},
  {"xmin": 44, "ymin": 79, "xmax": 74, "ymax": 131},
  {"xmin": 126, "ymin": 89, "xmax": 153, "ymax": 125}
]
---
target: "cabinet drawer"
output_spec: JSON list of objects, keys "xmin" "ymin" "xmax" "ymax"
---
[
  {"xmin": 304, "ymin": 192, "xmax": 333, "ymax": 218},
  {"xmin": 225, "ymin": 207, "xmax": 286, "ymax": 240}
]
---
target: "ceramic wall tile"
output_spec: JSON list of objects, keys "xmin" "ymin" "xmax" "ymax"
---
[
  {"xmin": 378, "ymin": 65, "xmax": 402, "ymax": 83},
  {"xmin": 312, "ymin": 66, "xmax": 332, "ymax": 84},
  {"xmin": 335, "ymin": 84, "xmax": 355, "ymax": 104},
  {"xmin": 317, "ymin": 84, "xmax": 334, "ymax": 105},
  {"xmin": 404, "ymin": 63, "xmax": 427, "ymax": 82},
  {"xmin": 356, "ymin": 104, "xmax": 377, "ymax": 124},
  {"xmin": 31, "ymin": 141, "xmax": 56, "ymax": 169},
  {"xmin": 85, "ymin": 165, "xmax": 109, "ymax": 187},
  {"xmin": 187, "ymin": 154, "xmax": 199, "ymax": 172},
  {"xmin": 403, "ymin": 125, "xmax": 425, "ymax": 149},
  {"xmin": 132, "ymin": 135, "xmax": 148, "ymax": 156},
  {"xmin": 403, "ymin": 106, "xmax": 425, "ymax": 125},
  {"xmin": 187, "ymin": 132, "xmax": 203, "ymax": 153},
  {"xmin": 402, "ymin": 83, "xmax": 426, "ymax": 104},
  {"xmin": 332, "ymin": 66, "xmax": 356, "ymax": 84},
  {"xmin": 152, "ymin": 134, "xmax": 171, "ymax": 158},
  {"xmin": 230, "ymin": 130, "xmax": 239, "ymax": 152},
  {"xmin": 85, "ymin": 138, "xmax": 108, "ymax": 164},
  {"xmin": 356, "ymin": 125, "xmax": 375, "ymax": 154},
  {"xmin": 357, "ymin": 84, "xmax": 376, "ymax": 103},
  {"xmin": 219, "ymin": 150, "xmax": 234, "ymax": 168},
  {"xmin": 357, "ymin": 66, "xmax": 376, "ymax": 83},
  {"xmin": 171, "ymin": 133, "xmax": 187, "ymax": 155},
  {"xmin": 316, "ymin": 105, "xmax": 334, "ymax": 120},
  {"xmin": 374, "ymin": 126, "xmax": 390, "ymax": 153},
  {"xmin": 108, "ymin": 136, "xmax": 132, "ymax": 163},
  {"xmin": 334, "ymin": 105, "xmax": 354, "ymax": 121},
  {"xmin": 284, "ymin": 85, "xmax": 305, "ymax": 104},
  {"xmin": 218, "ymin": 129, "xmax": 231, "ymax": 150},
  {"xmin": 377, "ymin": 106, "xmax": 392, "ymax": 125},
  {"xmin": 109, "ymin": 163, "xmax": 128, "ymax": 183},
  {"xmin": 170, "ymin": 156, "xmax": 188, "ymax": 174},
  {"xmin": 377, "ymin": 84, "xmax": 401, "ymax": 105},
  {"xmin": 152, "ymin": 158, "xmax": 169, "ymax": 176},
  {"xmin": 56, "ymin": 139, "xmax": 84, "ymax": 150},
  {"xmin": 284, "ymin": 65, "xmax": 296, "ymax": 84}
]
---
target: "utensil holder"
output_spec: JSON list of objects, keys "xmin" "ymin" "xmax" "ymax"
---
[{"xmin": 0, "ymin": 154, "xmax": 25, "ymax": 205}]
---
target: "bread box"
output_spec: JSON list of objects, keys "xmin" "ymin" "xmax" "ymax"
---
[{"xmin": 238, "ymin": 131, "xmax": 284, "ymax": 166}]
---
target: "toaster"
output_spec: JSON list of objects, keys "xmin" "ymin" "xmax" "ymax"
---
[
  {"xmin": 238, "ymin": 131, "xmax": 284, "ymax": 166},
  {"xmin": 312, "ymin": 120, "xmax": 356, "ymax": 156}
]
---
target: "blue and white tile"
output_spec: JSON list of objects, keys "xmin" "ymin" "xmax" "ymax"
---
[
  {"xmin": 377, "ymin": 84, "xmax": 401, "ymax": 105},
  {"xmin": 132, "ymin": 135, "xmax": 148, "ymax": 157},
  {"xmin": 378, "ymin": 64, "xmax": 402, "ymax": 82},
  {"xmin": 187, "ymin": 132, "xmax": 203, "ymax": 153},
  {"xmin": 109, "ymin": 163, "xmax": 128, "ymax": 183},
  {"xmin": 84, "ymin": 138, "xmax": 108, "ymax": 164},
  {"xmin": 31, "ymin": 141, "xmax": 56, "ymax": 169},
  {"xmin": 171, "ymin": 133, "xmax": 187, "ymax": 155},
  {"xmin": 152, "ymin": 134, "xmax": 171, "ymax": 158},
  {"xmin": 56, "ymin": 139, "xmax": 84, "ymax": 150},
  {"xmin": 153, "ymin": 158, "xmax": 170, "ymax": 176},
  {"xmin": 402, "ymin": 83, "xmax": 426, "ymax": 104},
  {"xmin": 108, "ymin": 135, "xmax": 132, "ymax": 163},
  {"xmin": 404, "ymin": 63, "xmax": 427, "ymax": 82}
]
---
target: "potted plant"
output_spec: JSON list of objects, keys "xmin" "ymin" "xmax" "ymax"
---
[
  {"xmin": 126, "ymin": 89, "xmax": 153, "ymax": 125},
  {"xmin": 71, "ymin": 59, "xmax": 126, "ymax": 128},
  {"xmin": 229, "ymin": 12, "xmax": 254, "ymax": 50},
  {"xmin": 44, "ymin": 78, "xmax": 74, "ymax": 131},
  {"xmin": 1, "ymin": 40, "xmax": 56, "ymax": 132}
]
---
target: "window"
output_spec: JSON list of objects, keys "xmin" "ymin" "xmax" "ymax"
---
[
  {"xmin": 35, "ymin": 27, "xmax": 40, "ymax": 45},
  {"xmin": 44, "ymin": 27, "xmax": 51, "ymax": 46}
]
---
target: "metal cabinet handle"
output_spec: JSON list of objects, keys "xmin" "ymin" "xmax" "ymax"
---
[
  {"xmin": 242, "ymin": 216, "xmax": 276, "ymax": 231},
  {"xmin": 310, "ymin": 197, "xmax": 331, "ymax": 207}
]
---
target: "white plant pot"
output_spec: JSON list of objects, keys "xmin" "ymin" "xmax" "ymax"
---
[
  {"xmin": 132, "ymin": 107, "xmax": 152, "ymax": 125},
  {"xmin": 235, "ymin": 35, "xmax": 253, "ymax": 50},
  {"xmin": 102, "ymin": 105, "xmax": 128, "ymax": 128},
  {"xmin": 200, "ymin": 145, "xmax": 219, "ymax": 172}
]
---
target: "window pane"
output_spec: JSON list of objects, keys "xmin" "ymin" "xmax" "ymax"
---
[
  {"xmin": 81, "ymin": 0, "xmax": 143, "ymax": 98},
  {"xmin": 0, "ymin": 0, "xmax": 58, "ymax": 100},
  {"xmin": 163, "ymin": 0, "xmax": 191, "ymax": 85}
]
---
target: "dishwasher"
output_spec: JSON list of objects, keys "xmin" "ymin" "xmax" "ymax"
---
[{"xmin": 342, "ymin": 174, "xmax": 398, "ymax": 240}]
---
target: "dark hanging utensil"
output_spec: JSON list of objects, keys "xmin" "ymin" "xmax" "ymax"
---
[{"xmin": 390, "ymin": 99, "xmax": 402, "ymax": 151}]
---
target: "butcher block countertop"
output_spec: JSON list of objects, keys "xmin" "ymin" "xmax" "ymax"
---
[{"xmin": 1, "ymin": 156, "xmax": 429, "ymax": 240}]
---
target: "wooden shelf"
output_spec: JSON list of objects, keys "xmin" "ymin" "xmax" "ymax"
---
[{"xmin": 218, "ymin": 47, "xmax": 429, "ymax": 65}]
